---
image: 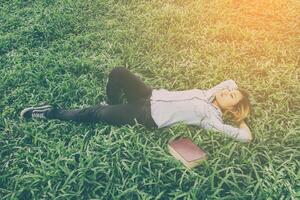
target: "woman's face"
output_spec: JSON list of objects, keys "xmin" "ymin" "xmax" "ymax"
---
[{"xmin": 215, "ymin": 89, "xmax": 243, "ymax": 111}]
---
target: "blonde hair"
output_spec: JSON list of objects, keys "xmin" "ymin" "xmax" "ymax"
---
[{"xmin": 224, "ymin": 88, "xmax": 251, "ymax": 124}]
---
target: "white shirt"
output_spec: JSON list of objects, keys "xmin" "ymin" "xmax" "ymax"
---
[{"xmin": 150, "ymin": 80, "xmax": 251, "ymax": 142}]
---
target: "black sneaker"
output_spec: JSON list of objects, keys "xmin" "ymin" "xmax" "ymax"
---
[{"xmin": 20, "ymin": 105, "xmax": 53, "ymax": 119}]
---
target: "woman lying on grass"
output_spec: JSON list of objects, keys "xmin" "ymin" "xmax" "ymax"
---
[{"xmin": 21, "ymin": 67, "xmax": 252, "ymax": 142}]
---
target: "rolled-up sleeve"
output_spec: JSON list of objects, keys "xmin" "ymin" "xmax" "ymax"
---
[
  {"xmin": 206, "ymin": 80, "xmax": 238, "ymax": 101},
  {"xmin": 210, "ymin": 80, "xmax": 238, "ymax": 92},
  {"xmin": 203, "ymin": 117, "xmax": 251, "ymax": 142}
]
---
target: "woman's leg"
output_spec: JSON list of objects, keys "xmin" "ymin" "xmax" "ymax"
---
[
  {"xmin": 46, "ymin": 100, "xmax": 157, "ymax": 128},
  {"xmin": 106, "ymin": 67, "xmax": 153, "ymax": 105}
]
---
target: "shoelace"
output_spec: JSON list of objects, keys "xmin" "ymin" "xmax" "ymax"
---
[{"xmin": 100, "ymin": 101, "xmax": 108, "ymax": 106}]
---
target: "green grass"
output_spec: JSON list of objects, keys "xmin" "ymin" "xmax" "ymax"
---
[{"xmin": 1, "ymin": 0, "xmax": 299, "ymax": 199}]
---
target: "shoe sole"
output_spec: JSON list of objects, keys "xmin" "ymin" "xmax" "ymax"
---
[{"xmin": 20, "ymin": 105, "xmax": 52, "ymax": 119}]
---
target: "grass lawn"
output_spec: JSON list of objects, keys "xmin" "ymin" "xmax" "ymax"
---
[{"xmin": 0, "ymin": 0, "xmax": 299, "ymax": 199}]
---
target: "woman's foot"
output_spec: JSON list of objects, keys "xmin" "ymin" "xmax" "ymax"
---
[{"xmin": 20, "ymin": 105, "xmax": 53, "ymax": 119}]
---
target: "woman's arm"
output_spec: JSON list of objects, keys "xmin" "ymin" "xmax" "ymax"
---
[
  {"xmin": 239, "ymin": 121, "xmax": 252, "ymax": 141},
  {"xmin": 204, "ymin": 117, "xmax": 253, "ymax": 143},
  {"xmin": 206, "ymin": 80, "xmax": 238, "ymax": 101},
  {"xmin": 209, "ymin": 80, "xmax": 238, "ymax": 92}
]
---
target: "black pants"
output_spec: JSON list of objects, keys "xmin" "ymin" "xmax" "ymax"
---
[{"xmin": 48, "ymin": 67, "xmax": 158, "ymax": 128}]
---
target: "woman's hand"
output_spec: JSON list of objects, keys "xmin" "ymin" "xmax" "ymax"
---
[{"xmin": 239, "ymin": 120, "xmax": 253, "ymax": 141}]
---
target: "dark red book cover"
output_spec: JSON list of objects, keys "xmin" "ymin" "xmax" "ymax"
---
[{"xmin": 168, "ymin": 138, "xmax": 206, "ymax": 162}]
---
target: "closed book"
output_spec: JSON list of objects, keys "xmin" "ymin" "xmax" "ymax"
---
[{"xmin": 168, "ymin": 138, "xmax": 207, "ymax": 169}]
